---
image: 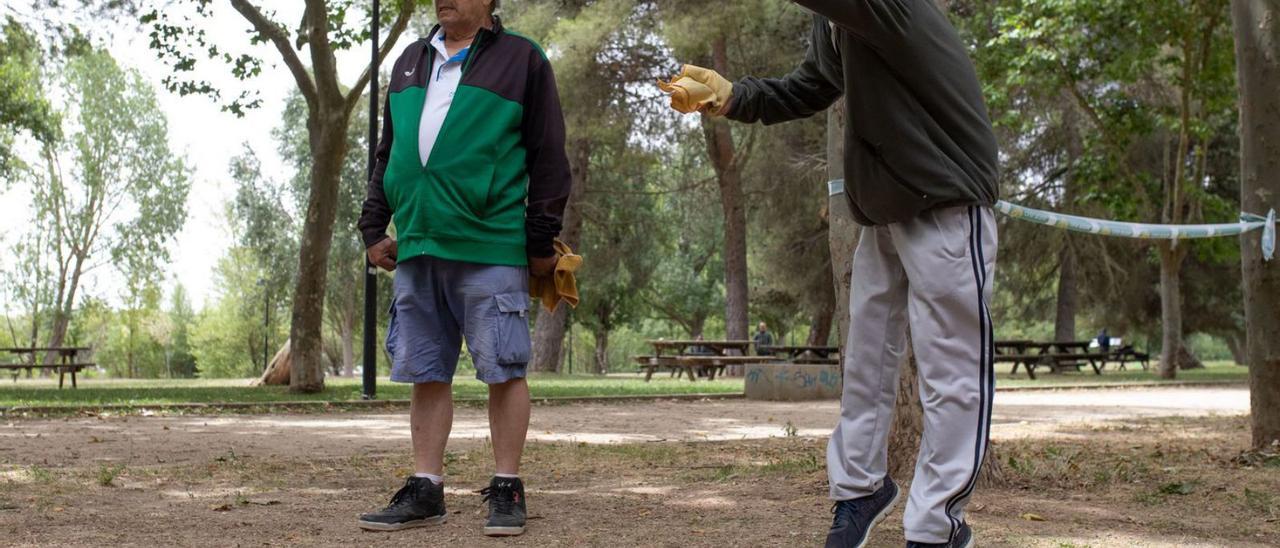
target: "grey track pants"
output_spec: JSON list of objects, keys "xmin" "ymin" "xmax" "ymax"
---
[{"xmin": 827, "ymin": 205, "xmax": 997, "ymax": 544}]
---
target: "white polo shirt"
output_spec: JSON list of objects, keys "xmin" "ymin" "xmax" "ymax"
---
[{"xmin": 418, "ymin": 33, "xmax": 470, "ymax": 166}]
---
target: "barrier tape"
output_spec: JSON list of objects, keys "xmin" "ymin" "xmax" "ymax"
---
[{"xmin": 827, "ymin": 179, "xmax": 1276, "ymax": 260}]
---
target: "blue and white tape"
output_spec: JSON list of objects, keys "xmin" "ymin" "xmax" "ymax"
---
[{"xmin": 827, "ymin": 179, "xmax": 1276, "ymax": 260}]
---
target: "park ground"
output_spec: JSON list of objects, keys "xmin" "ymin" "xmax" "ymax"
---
[
  {"xmin": 0, "ymin": 361, "xmax": 1249, "ymax": 410},
  {"xmin": 1, "ymin": 382, "xmax": 1277, "ymax": 547}
]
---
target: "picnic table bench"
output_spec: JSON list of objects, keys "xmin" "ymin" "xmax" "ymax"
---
[
  {"xmin": 1, "ymin": 346, "xmax": 94, "ymax": 389},
  {"xmin": 758, "ymin": 345, "xmax": 840, "ymax": 364},
  {"xmin": 995, "ymin": 341, "xmax": 1141, "ymax": 380},
  {"xmin": 633, "ymin": 354, "xmax": 784, "ymax": 381}
]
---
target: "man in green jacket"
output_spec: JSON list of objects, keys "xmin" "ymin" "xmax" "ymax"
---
[
  {"xmin": 355, "ymin": 0, "xmax": 570, "ymax": 538},
  {"xmin": 664, "ymin": 2, "xmax": 998, "ymax": 547}
]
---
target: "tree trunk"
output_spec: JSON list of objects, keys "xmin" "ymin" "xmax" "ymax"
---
[
  {"xmin": 690, "ymin": 314, "xmax": 707, "ymax": 339},
  {"xmin": 593, "ymin": 328, "xmax": 609, "ymax": 375},
  {"xmin": 254, "ymin": 340, "xmax": 292, "ymax": 386},
  {"xmin": 1231, "ymin": 0, "xmax": 1280, "ymax": 449},
  {"xmin": 1054, "ymin": 243, "xmax": 1078, "ymax": 342},
  {"xmin": 43, "ymin": 255, "xmax": 85, "ymax": 366},
  {"xmin": 827, "ymin": 105, "xmax": 857, "ymax": 346},
  {"xmin": 705, "ymin": 38, "xmax": 750, "ymax": 345},
  {"xmin": 1157, "ymin": 243, "xmax": 1190, "ymax": 379},
  {"xmin": 287, "ymin": 119, "xmax": 350, "ymax": 393},
  {"xmin": 807, "ymin": 294, "xmax": 835, "ymax": 347},
  {"xmin": 1227, "ymin": 332, "xmax": 1247, "ymax": 365},
  {"xmin": 530, "ymin": 138, "xmax": 590, "ymax": 373}
]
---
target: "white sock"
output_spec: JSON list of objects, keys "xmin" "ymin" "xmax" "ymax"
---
[
  {"xmin": 494, "ymin": 473, "xmax": 519, "ymax": 479},
  {"xmin": 412, "ymin": 472, "xmax": 443, "ymax": 485}
]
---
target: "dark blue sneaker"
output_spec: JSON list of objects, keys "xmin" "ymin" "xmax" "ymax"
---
[
  {"xmin": 824, "ymin": 477, "xmax": 902, "ymax": 548},
  {"xmin": 907, "ymin": 522, "xmax": 975, "ymax": 548}
]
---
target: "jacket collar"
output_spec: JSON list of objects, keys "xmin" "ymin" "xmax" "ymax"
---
[{"xmin": 424, "ymin": 15, "xmax": 504, "ymax": 44}]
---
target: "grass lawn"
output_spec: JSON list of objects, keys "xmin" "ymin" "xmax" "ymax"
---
[
  {"xmin": 0, "ymin": 360, "xmax": 1247, "ymax": 410},
  {"xmin": 0, "ymin": 373, "xmax": 744, "ymax": 409},
  {"xmin": 993, "ymin": 359, "xmax": 1247, "ymax": 388}
]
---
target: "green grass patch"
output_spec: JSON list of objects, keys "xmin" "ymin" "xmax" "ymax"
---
[
  {"xmin": 0, "ymin": 374, "xmax": 743, "ymax": 409},
  {"xmin": 994, "ymin": 360, "xmax": 1246, "ymax": 388}
]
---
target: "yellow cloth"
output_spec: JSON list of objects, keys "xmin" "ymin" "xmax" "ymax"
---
[
  {"xmin": 529, "ymin": 240, "xmax": 582, "ymax": 312},
  {"xmin": 657, "ymin": 64, "xmax": 733, "ymax": 116}
]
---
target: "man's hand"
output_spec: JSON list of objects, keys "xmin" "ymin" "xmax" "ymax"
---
[
  {"xmin": 368, "ymin": 238, "xmax": 398, "ymax": 271},
  {"xmin": 657, "ymin": 64, "xmax": 734, "ymax": 116},
  {"xmin": 529, "ymin": 254, "xmax": 558, "ymax": 277}
]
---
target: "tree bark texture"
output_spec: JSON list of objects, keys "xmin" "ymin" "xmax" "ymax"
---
[
  {"xmin": 1054, "ymin": 243, "xmax": 1078, "ymax": 343},
  {"xmin": 807, "ymin": 290, "xmax": 835, "ymax": 346},
  {"xmin": 1231, "ymin": 0, "xmax": 1280, "ymax": 448},
  {"xmin": 593, "ymin": 327, "xmax": 609, "ymax": 375},
  {"xmin": 530, "ymin": 138, "xmax": 590, "ymax": 373},
  {"xmin": 1157, "ymin": 243, "xmax": 1191, "ymax": 379},
  {"xmin": 288, "ymin": 121, "xmax": 350, "ymax": 393},
  {"xmin": 827, "ymin": 105, "xmax": 856, "ymax": 346},
  {"xmin": 705, "ymin": 38, "xmax": 750, "ymax": 346}
]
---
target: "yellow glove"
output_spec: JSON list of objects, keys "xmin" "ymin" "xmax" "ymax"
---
[{"xmin": 657, "ymin": 64, "xmax": 734, "ymax": 116}]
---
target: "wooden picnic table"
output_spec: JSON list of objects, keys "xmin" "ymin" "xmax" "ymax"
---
[
  {"xmin": 649, "ymin": 340, "xmax": 753, "ymax": 357},
  {"xmin": 993, "ymin": 341, "xmax": 1111, "ymax": 380},
  {"xmin": 0, "ymin": 346, "xmax": 94, "ymax": 389},
  {"xmin": 638, "ymin": 340, "xmax": 770, "ymax": 381}
]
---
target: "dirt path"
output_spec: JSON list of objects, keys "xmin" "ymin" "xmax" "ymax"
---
[
  {"xmin": 2, "ymin": 387, "xmax": 1270, "ymax": 547},
  {"xmin": 0, "ymin": 387, "xmax": 1248, "ymax": 469}
]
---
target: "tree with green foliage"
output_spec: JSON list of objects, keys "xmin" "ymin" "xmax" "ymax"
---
[
  {"xmin": 165, "ymin": 284, "xmax": 199, "ymax": 378},
  {"xmin": 30, "ymin": 50, "xmax": 189, "ymax": 366},
  {"xmin": 501, "ymin": 0, "xmax": 670, "ymax": 372},
  {"xmin": 975, "ymin": 0, "xmax": 1239, "ymax": 376},
  {"xmin": 143, "ymin": 0, "xmax": 422, "ymax": 392},
  {"xmin": 0, "ymin": 17, "xmax": 58, "ymax": 176}
]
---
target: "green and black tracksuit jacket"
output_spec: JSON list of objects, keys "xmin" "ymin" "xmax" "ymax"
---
[
  {"xmin": 728, "ymin": 0, "xmax": 999, "ymax": 226},
  {"xmin": 358, "ymin": 18, "xmax": 571, "ymax": 265}
]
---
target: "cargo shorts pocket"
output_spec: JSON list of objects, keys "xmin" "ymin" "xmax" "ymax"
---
[
  {"xmin": 494, "ymin": 292, "xmax": 531, "ymax": 365},
  {"xmin": 384, "ymin": 300, "xmax": 399, "ymax": 361}
]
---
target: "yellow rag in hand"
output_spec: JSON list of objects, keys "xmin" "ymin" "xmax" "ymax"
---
[
  {"xmin": 657, "ymin": 64, "xmax": 733, "ymax": 115},
  {"xmin": 529, "ymin": 240, "xmax": 582, "ymax": 312}
]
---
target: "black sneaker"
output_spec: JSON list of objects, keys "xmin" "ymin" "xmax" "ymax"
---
[
  {"xmin": 824, "ymin": 477, "xmax": 902, "ymax": 548},
  {"xmin": 480, "ymin": 476, "xmax": 527, "ymax": 537},
  {"xmin": 907, "ymin": 522, "xmax": 975, "ymax": 548},
  {"xmin": 357, "ymin": 476, "xmax": 447, "ymax": 531}
]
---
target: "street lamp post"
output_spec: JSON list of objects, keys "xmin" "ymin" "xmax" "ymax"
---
[{"xmin": 361, "ymin": 0, "xmax": 381, "ymax": 400}]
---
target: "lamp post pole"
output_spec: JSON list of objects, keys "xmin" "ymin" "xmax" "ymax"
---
[{"xmin": 362, "ymin": 0, "xmax": 381, "ymax": 400}]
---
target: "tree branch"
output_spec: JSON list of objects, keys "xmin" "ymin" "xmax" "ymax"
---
[
  {"xmin": 303, "ymin": 0, "xmax": 342, "ymax": 105},
  {"xmin": 345, "ymin": 0, "xmax": 416, "ymax": 117},
  {"xmin": 230, "ymin": 0, "xmax": 318, "ymax": 107}
]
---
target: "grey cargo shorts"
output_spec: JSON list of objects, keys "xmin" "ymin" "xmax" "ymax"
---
[{"xmin": 386, "ymin": 255, "xmax": 531, "ymax": 385}]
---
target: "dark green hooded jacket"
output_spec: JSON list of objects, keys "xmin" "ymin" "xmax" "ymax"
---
[{"xmin": 728, "ymin": 0, "xmax": 999, "ymax": 225}]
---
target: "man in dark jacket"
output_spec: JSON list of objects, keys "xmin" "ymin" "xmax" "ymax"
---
[
  {"xmin": 663, "ymin": 2, "xmax": 997, "ymax": 547},
  {"xmin": 355, "ymin": 0, "xmax": 570, "ymax": 538}
]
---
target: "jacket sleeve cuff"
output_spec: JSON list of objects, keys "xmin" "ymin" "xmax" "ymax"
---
[
  {"xmin": 526, "ymin": 237, "xmax": 556, "ymax": 258},
  {"xmin": 362, "ymin": 231, "xmax": 388, "ymax": 249}
]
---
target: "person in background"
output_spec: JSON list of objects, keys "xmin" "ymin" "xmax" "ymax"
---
[
  {"xmin": 1096, "ymin": 329, "xmax": 1112, "ymax": 352},
  {"xmin": 753, "ymin": 322, "xmax": 775, "ymax": 356}
]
